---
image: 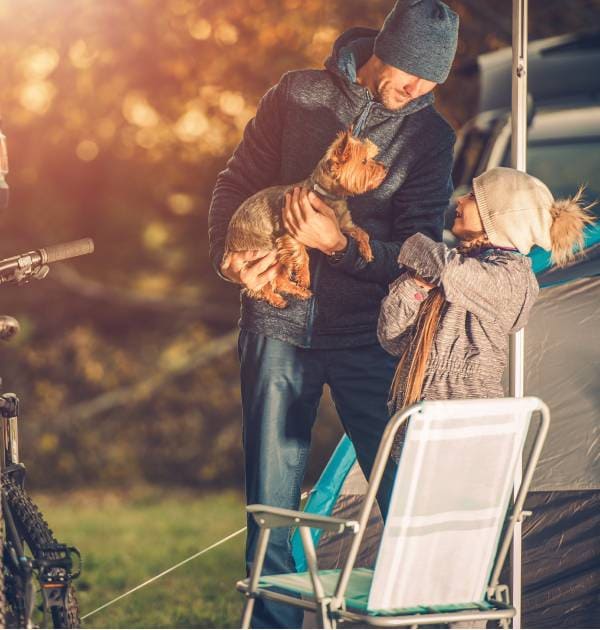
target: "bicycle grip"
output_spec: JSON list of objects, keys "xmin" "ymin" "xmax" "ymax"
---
[{"xmin": 41, "ymin": 238, "xmax": 95, "ymax": 264}]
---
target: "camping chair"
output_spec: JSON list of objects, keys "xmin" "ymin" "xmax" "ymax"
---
[{"xmin": 236, "ymin": 397, "xmax": 550, "ymax": 629}]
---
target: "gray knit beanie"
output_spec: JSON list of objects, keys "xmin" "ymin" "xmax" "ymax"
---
[
  {"xmin": 374, "ymin": 0, "xmax": 459, "ymax": 84},
  {"xmin": 473, "ymin": 167, "xmax": 554, "ymax": 254}
]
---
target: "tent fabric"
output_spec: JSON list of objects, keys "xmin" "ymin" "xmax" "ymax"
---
[
  {"xmin": 292, "ymin": 435, "xmax": 357, "ymax": 572},
  {"xmin": 516, "ymin": 276, "xmax": 599, "ymax": 491},
  {"xmin": 521, "ymin": 490, "xmax": 600, "ymax": 629},
  {"xmin": 530, "ymin": 222, "xmax": 600, "ymax": 279},
  {"xmin": 258, "ymin": 568, "xmax": 493, "ymax": 616}
]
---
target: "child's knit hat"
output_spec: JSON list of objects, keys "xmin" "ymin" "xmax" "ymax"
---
[{"xmin": 473, "ymin": 166, "xmax": 594, "ymax": 266}]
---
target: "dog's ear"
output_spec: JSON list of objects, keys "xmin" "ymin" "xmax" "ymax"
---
[{"xmin": 334, "ymin": 130, "xmax": 352, "ymax": 162}]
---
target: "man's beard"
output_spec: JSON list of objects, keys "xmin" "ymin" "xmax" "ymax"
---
[{"xmin": 374, "ymin": 83, "xmax": 411, "ymax": 111}]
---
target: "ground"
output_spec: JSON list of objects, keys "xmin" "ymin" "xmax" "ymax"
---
[{"xmin": 33, "ymin": 488, "xmax": 246, "ymax": 629}]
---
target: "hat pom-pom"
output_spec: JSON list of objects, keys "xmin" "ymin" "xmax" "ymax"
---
[{"xmin": 549, "ymin": 186, "xmax": 596, "ymax": 267}]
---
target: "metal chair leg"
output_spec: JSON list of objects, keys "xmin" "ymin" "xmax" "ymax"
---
[
  {"xmin": 241, "ymin": 595, "xmax": 255, "ymax": 630},
  {"xmin": 240, "ymin": 528, "xmax": 271, "ymax": 630}
]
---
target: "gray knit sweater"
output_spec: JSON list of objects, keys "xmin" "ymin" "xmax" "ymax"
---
[
  {"xmin": 378, "ymin": 233, "xmax": 539, "ymax": 414},
  {"xmin": 208, "ymin": 28, "xmax": 455, "ymax": 349}
]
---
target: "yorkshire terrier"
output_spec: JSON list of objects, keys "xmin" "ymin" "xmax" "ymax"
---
[{"xmin": 223, "ymin": 130, "xmax": 387, "ymax": 308}]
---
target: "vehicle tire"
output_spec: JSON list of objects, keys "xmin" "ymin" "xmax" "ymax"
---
[{"xmin": 2, "ymin": 477, "xmax": 81, "ymax": 628}]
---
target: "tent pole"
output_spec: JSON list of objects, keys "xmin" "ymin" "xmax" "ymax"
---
[{"xmin": 510, "ymin": 0, "xmax": 528, "ymax": 628}]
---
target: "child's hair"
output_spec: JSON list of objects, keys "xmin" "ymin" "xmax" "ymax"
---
[
  {"xmin": 550, "ymin": 186, "xmax": 596, "ymax": 267},
  {"xmin": 389, "ymin": 229, "xmax": 492, "ymax": 408},
  {"xmin": 389, "ymin": 286, "xmax": 445, "ymax": 408}
]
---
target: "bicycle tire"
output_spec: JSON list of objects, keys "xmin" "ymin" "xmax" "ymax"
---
[
  {"xmin": 0, "ymin": 488, "xmax": 5, "ymax": 628},
  {"xmin": 2, "ymin": 477, "xmax": 80, "ymax": 628}
]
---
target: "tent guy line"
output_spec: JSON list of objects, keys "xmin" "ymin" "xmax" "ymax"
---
[
  {"xmin": 81, "ymin": 526, "xmax": 247, "ymax": 621},
  {"xmin": 81, "ymin": 493, "xmax": 309, "ymax": 621}
]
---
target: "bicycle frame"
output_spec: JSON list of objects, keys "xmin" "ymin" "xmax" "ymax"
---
[
  {"xmin": 1, "ymin": 394, "xmax": 21, "ymax": 473},
  {"xmin": 1, "ymin": 392, "xmax": 81, "ymax": 627},
  {"xmin": 1, "ymin": 393, "xmax": 36, "ymax": 626}
]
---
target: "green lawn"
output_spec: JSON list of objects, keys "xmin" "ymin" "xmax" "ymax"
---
[{"xmin": 32, "ymin": 489, "xmax": 247, "ymax": 628}]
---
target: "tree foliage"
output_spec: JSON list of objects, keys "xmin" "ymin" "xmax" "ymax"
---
[{"xmin": 0, "ymin": 0, "xmax": 596, "ymax": 488}]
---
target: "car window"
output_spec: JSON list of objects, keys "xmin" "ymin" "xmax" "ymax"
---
[
  {"xmin": 502, "ymin": 138, "xmax": 600, "ymax": 212},
  {"xmin": 452, "ymin": 128, "xmax": 491, "ymax": 189}
]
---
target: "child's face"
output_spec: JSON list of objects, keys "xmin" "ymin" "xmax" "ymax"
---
[{"xmin": 452, "ymin": 191, "xmax": 484, "ymax": 239}]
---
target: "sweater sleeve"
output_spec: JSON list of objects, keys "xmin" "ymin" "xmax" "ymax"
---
[
  {"xmin": 377, "ymin": 272, "xmax": 429, "ymax": 357},
  {"xmin": 208, "ymin": 73, "xmax": 290, "ymax": 279},
  {"xmin": 398, "ymin": 233, "xmax": 530, "ymax": 325},
  {"xmin": 327, "ymin": 132, "xmax": 455, "ymax": 285}
]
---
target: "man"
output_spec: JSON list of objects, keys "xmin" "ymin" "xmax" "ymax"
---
[{"xmin": 209, "ymin": 1, "xmax": 459, "ymax": 626}]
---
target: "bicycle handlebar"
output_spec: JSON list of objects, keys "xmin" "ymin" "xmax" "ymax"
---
[
  {"xmin": 40, "ymin": 238, "xmax": 94, "ymax": 264},
  {"xmin": 0, "ymin": 238, "xmax": 95, "ymax": 285}
]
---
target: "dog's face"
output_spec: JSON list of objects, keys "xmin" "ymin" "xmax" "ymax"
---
[{"xmin": 324, "ymin": 131, "xmax": 387, "ymax": 196}]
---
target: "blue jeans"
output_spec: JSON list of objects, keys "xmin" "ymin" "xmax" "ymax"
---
[{"xmin": 238, "ymin": 330, "xmax": 397, "ymax": 628}]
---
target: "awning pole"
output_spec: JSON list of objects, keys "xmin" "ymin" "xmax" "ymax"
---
[{"xmin": 510, "ymin": 0, "xmax": 528, "ymax": 627}]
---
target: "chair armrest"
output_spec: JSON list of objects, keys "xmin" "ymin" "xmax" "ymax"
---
[{"xmin": 247, "ymin": 504, "xmax": 359, "ymax": 534}]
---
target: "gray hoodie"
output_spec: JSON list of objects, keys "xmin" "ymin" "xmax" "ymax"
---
[{"xmin": 209, "ymin": 28, "xmax": 455, "ymax": 348}]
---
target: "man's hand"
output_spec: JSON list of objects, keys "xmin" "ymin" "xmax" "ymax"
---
[
  {"xmin": 220, "ymin": 250, "xmax": 280, "ymax": 291},
  {"xmin": 282, "ymin": 187, "xmax": 348, "ymax": 255}
]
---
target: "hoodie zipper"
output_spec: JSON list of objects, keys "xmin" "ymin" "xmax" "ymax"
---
[{"xmin": 352, "ymin": 90, "xmax": 374, "ymax": 137}]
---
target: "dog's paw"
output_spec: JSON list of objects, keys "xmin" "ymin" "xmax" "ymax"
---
[
  {"xmin": 279, "ymin": 283, "xmax": 312, "ymax": 300},
  {"xmin": 293, "ymin": 286, "xmax": 312, "ymax": 300},
  {"xmin": 358, "ymin": 244, "xmax": 374, "ymax": 263},
  {"xmin": 266, "ymin": 295, "xmax": 288, "ymax": 308},
  {"xmin": 295, "ymin": 270, "xmax": 311, "ymax": 288}
]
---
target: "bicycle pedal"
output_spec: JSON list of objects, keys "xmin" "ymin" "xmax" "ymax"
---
[{"xmin": 37, "ymin": 543, "xmax": 82, "ymax": 580}]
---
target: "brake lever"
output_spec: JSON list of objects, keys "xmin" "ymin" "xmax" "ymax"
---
[
  {"xmin": 3, "ymin": 264, "xmax": 49, "ymax": 285},
  {"xmin": 32, "ymin": 265, "xmax": 50, "ymax": 280}
]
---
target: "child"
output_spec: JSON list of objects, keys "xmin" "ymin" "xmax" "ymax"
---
[{"xmin": 378, "ymin": 167, "xmax": 595, "ymax": 444}]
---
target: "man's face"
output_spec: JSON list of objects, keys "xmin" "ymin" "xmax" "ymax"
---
[{"xmin": 372, "ymin": 56, "xmax": 437, "ymax": 110}]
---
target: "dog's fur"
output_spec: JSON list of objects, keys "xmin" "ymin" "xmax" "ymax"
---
[{"xmin": 224, "ymin": 130, "xmax": 387, "ymax": 308}]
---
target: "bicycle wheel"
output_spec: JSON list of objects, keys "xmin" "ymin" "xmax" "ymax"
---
[
  {"xmin": 0, "ymin": 489, "xmax": 5, "ymax": 628},
  {"xmin": 2, "ymin": 477, "xmax": 80, "ymax": 628}
]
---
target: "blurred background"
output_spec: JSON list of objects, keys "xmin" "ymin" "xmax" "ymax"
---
[{"xmin": 0, "ymin": 0, "xmax": 598, "ymax": 626}]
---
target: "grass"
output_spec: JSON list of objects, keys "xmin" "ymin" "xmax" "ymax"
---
[{"xmin": 32, "ymin": 488, "xmax": 247, "ymax": 628}]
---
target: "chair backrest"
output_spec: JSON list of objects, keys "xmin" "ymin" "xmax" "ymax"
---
[{"xmin": 367, "ymin": 397, "xmax": 546, "ymax": 611}]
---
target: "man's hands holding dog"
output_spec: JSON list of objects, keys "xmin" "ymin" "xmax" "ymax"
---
[
  {"xmin": 221, "ymin": 187, "xmax": 346, "ymax": 289},
  {"xmin": 283, "ymin": 187, "xmax": 348, "ymax": 255},
  {"xmin": 220, "ymin": 250, "xmax": 280, "ymax": 290}
]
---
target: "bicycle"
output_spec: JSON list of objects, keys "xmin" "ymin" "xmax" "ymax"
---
[{"xmin": 0, "ymin": 238, "xmax": 94, "ymax": 628}]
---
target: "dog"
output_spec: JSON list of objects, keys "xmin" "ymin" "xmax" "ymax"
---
[{"xmin": 223, "ymin": 129, "xmax": 387, "ymax": 308}]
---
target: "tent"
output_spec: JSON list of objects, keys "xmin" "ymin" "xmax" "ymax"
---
[{"xmin": 292, "ymin": 226, "xmax": 600, "ymax": 628}]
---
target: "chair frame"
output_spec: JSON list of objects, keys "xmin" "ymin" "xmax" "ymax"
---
[{"xmin": 237, "ymin": 397, "xmax": 550, "ymax": 629}]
